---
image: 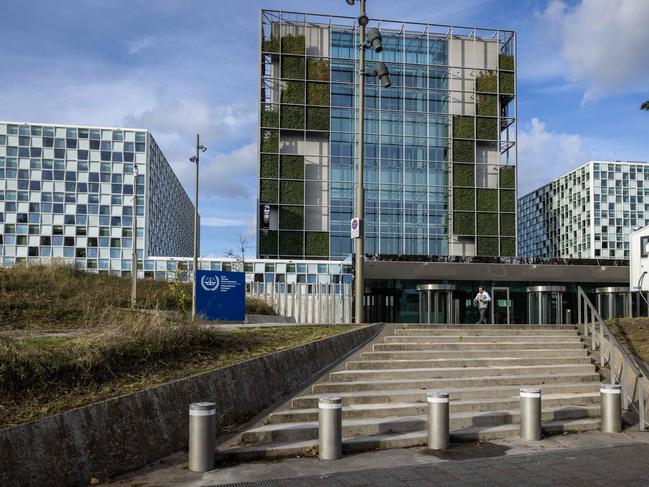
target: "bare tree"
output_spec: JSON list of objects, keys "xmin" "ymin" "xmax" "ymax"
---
[{"xmin": 225, "ymin": 235, "xmax": 250, "ymax": 272}]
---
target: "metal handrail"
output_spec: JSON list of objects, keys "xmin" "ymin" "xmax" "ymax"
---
[{"xmin": 577, "ymin": 286, "xmax": 647, "ymax": 430}]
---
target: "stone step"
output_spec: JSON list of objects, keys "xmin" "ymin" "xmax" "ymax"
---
[
  {"xmin": 293, "ymin": 382, "xmax": 601, "ymax": 408},
  {"xmin": 346, "ymin": 356, "xmax": 592, "ymax": 370},
  {"xmin": 269, "ymin": 392, "xmax": 599, "ymax": 423},
  {"xmin": 361, "ymin": 349, "xmax": 589, "ymax": 360},
  {"xmin": 383, "ymin": 335, "xmax": 583, "ymax": 344},
  {"xmin": 329, "ymin": 364, "xmax": 596, "ymax": 382},
  {"xmin": 372, "ymin": 341, "xmax": 586, "ymax": 351},
  {"xmin": 402, "ymin": 324, "xmax": 578, "ymax": 330},
  {"xmin": 219, "ymin": 418, "xmax": 599, "ymax": 462},
  {"xmin": 395, "ymin": 328, "xmax": 579, "ymax": 336},
  {"xmin": 312, "ymin": 372, "xmax": 600, "ymax": 393},
  {"xmin": 241, "ymin": 405, "xmax": 599, "ymax": 444}
]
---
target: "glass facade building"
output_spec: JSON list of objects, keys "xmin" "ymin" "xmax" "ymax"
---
[
  {"xmin": 518, "ymin": 161, "xmax": 649, "ymax": 259},
  {"xmin": 0, "ymin": 121, "xmax": 195, "ymax": 272},
  {"xmin": 258, "ymin": 10, "xmax": 517, "ymax": 260}
]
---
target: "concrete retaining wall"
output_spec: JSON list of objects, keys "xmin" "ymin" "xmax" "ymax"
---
[{"xmin": 0, "ymin": 323, "xmax": 382, "ymax": 487}]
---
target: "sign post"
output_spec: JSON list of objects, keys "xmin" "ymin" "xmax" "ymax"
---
[{"xmin": 195, "ymin": 270, "xmax": 245, "ymax": 321}]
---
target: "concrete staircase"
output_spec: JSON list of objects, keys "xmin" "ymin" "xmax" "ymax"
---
[{"xmin": 219, "ymin": 324, "xmax": 601, "ymax": 461}]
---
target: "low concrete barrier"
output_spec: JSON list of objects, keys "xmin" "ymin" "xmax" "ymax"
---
[{"xmin": 0, "ymin": 323, "xmax": 382, "ymax": 487}]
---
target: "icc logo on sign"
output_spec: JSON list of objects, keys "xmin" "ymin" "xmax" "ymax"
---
[{"xmin": 201, "ymin": 275, "xmax": 220, "ymax": 292}]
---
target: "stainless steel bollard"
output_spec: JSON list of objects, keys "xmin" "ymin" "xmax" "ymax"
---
[
  {"xmin": 188, "ymin": 402, "xmax": 216, "ymax": 472},
  {"xmin": 427, "ymin": 391, "xmax": 449, "ymax": 450},
  {"xmin": 319, "ymin": 396, "xmax": 342, "ymax": 460},
  {"xmin": 600, "ymin": 383, "xmax": 622, "ymax": 433},
  {"xmin": 520, "ymin": 388, "xmax": 542, "ymax": 441}
]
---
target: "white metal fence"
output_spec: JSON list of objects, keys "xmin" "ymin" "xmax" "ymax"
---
[{"xmin": 247, "ymin": 282, "xmax": 352, "ymax": 324}]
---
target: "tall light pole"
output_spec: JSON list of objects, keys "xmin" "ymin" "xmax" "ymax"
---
[
  {"xmin": 346, "ymin": 0, "xmax": 391, "ymax": 324},
  {"xmin": 190, "ymin": 134, "xmax": 207, "ymax": 319},
  {"xmin": 130, "ymin": 163, "xmax": 139, "ymax": 308}
]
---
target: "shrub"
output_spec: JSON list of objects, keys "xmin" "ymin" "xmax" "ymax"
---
[
  {"xmin": 258, "ymin": 230, "xmax": 278, "ymax": 255},
  {"xmin": 501, "ymin": 237, "xmax": 516, "ymax": 257},
  {"xmin": 477, "ymin": 189, "xmax": 497, "ymax": 211},
  {"xmin": 307, "ymin": 107, "xmax": 330, "ymax": 131},
  {"xmin": 281, "ymin": 34, "xmax": 305, "ymax": 54},
  {"xmin": 260, "ymin": 130, "xmax": 278, "ymax": 153},
  {"xmin": 261, "ymin": 107, "xmax": 279, "ymax": 128},
  {"xmin": 453, "ymin": 115, "xmax": 474, "ymax": 139},
  {"xmin": 259, "ymin": 179, "xmax": 278, "ymax": 204},
  {"xmin": 279, "ymin": 180, "xmax": 304, "ymax": 204},
  {"xmin": 454, "ymin": 211, "xmax": 475, "ymax": 235},
  {"xmin": 453, "ymin": 188, "xmax": 474, "ymax": 211},
  {"xmin": 499, "ymin": 53, "xmax": 515, "ymax": 71},
  {"xmin": 305, "ymin": 232, "xmax": 329, "ymax": 256},
  {"xmin": 453, "ymin": 140, "xmax": 474, "ymax": 162},
  {"xmin": 453, "ymin": 163, "xmax": 475, "ymax": 187},
  {"xmin": 280, "ymin": 155, "xmax": 304, "ymax": 179},
  {"xmin": 477, "ymin": 212, "xmax": 498, "ymax": 235},
  {"xmin": 477, "ymin": 94, "xmax": 497, "ymax": 116},
  {"xmin": 307, "ymin": 82, "xmax": 329, "ymax": 106},
  {"xmin": 476, "ymin": 117, "xmax": 498, "ymax": 140},
  {"xmin": 280, "ymin": 105, "xmax": 305, "ymax": 130},
  {"xmin": 500, "ymin": 213, "xmax": 516, "ymax": 236},
  {"xmin": 476, "ymin": 71, "xmax": 497, "ymax": 93},
  {"xmin": 500, "ymin": 72, "xmax": 515, "ymax": 94},
  {"xmin": 281, "ymin": 80, "xmax": 304, "ymax": 104},
  {"xmin": 500, "ymin": 190, "xmax": 516, "ymax": 212},
  {"xmin": 245, "ymin": 297, "xmax": 277, "ymax": 315},
  {"xmin": 499, "ymin": 166, "xmax": 516, "ymax": 189},
  {"xmin": 307, "ymin": 58, "xmax": 330, "ymax": 81},
  {"xmin": 262, "ymin": 36, "xmax": 279, "ymax": 53},
  {"xmin": 279, "ymin": 205, "xmax": 304, "ymax": 230},
  {"xmin": 260, "ymin": 154, "xmax": 278, "ymax": 178},
  {"xmin": 477, "ymin": 236, "xmax": 499, "ymax": 256},
  {"xmin": 281, "ymin": 55, "xmax": 305, "ymax": 79},
  {"xmin": 279, "ymin": 231, "xmax": 303, "ymax": 256}
]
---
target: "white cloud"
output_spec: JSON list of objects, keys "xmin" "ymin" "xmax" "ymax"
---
[
  {"xmin": 127, "ymin": 36, "xmax": 154, "ymax": 55},
  {"xmin": 539, "ymin": 0, "xmax": 649, "ymax": 101},
  {"xmin": 189, "ymin": 142, "xmax": 257, "ymax": 199}
]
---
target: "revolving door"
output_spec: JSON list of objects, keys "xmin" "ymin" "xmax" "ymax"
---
[
  {"xmin": 526, "ymin": 286, "xmax": 566, "ymax": 324},
  {"xmin": 596, "ymin": 287, "xmax": 633, "ymax": 320},
  {"xmin": 417, "ymin": 284, "xmax": 456, "ymax": 324}
]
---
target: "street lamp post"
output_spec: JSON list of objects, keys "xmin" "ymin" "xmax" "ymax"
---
[
  {"xmin": 130, "ymin": 163, "xmax": 139, "ymax": 308},
  {"xmin": 190, "ymin": 134, "xmax": 207, "ymax": 319}
]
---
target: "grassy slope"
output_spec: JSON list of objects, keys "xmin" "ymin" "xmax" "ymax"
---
[{"xmin": 607, "ymin": 317, "xmax": 649, "ymax": 365}]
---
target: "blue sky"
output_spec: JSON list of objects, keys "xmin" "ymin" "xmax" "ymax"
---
[{"xmin": 1, "ymin": 0, "xmax": 648, "ymax": 256}]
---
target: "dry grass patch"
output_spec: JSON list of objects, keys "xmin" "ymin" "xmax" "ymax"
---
[{"xmin": 606, "ymin": 317, "xmax": 649, "ymax": 365}]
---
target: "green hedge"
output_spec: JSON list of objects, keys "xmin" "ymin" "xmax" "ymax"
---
[
  {"xmin": 500, "ymin": 213, "xmax": 516, "ymax": 236},
  {"xmin": 453, "ymin": 188, "xmax": 474, "ymax": 211},
  {"xmin": 280, "ymin": 180, "xmax": 304, "ymax": 204},
  {"xmin": 307, "ymin": 82, "xmax": 329, "ymax": 106},
  {"xmin": 281, "ymin": 35, "xmax": 305, "ymax": 54},
  {"xmin": 453, "ymin": 140, "xmax": 474, "ymax": 163},
  {"xmin": 280, "ymin": 154, "xmax": 304, "ymax": 179},
  {"xmin": 281, "ymin": 56, "xmax": 305, "ymax": 79},
  {"xmin": 477, "ymin": 117, "xmax": 498, "ymax": 140},
  {"xmin": 307, "ymin": 107, "xmax": 329, "ymax": 131},
  {"xmin": 305, "ymin": 231, "xmax": 329, "ymax": 256},
  {"xmin": 454, "ymin": 211, "xmax": 475, "ymax": 235},
  {"xmin": 476, "ymin": 71, "xmax": 497, "ymax": 93},
  {"xmin": 500, "ymin": 72, "xmax": 515, "ymax": 94},
  {"xmin": 453, "ymin": 115, "xmax": 474, "ymax": 139},
  {"xmin": 501, "ymin": 237, "xmax": 516, "ymax": 257},
  {"xmin": 499, "ymin": 54, "xmax": 515, "ymax": 71},
  {"xmin": 500, "ymin": 190, "xmax": 516, "ymax": 212},
  {"xmin": 262, "ymin": 37, "xmax": 279, "ymax": 53},
  {"xmin": 279, "ymin": 205, "xmax": 304, "ymax": 230},
  {"xmin": 307, "ymin": 58, "xmax": 329, "ymax": 81},
  {"xmin": 260, "ymin": 154, "xmax": 278, "ymax": 178},
  {"xmin": 281, "ymin": 80, "xmax": 304, "ymax": 104},
  {"xmin": 477, "ymin": 236, "xmax": 499, "ymax": 256},
  {"xmin": 477, "ymin": 94, "xmax": 497, "ymax": 116},
  {"xmin": 261, "ymin": 107, "xmax": 278, "ymax": 128},
  {"xmin": 499, "ymin": 166, "xmax": 516, "ymax": 189},
  {"xmin": 258, "ymin": 230, "xmax": 278, "ymax": 255},
  {"xmin": 280, "ymin": 105, "xmax": 305, "ymax": 129},
  {"xmin": 453, "ymin": 163, "xmax": 474, "ymax": 187},
  {"xmin": 260, "ymin": 179, "xmax": 278, "ymax": 204},
  {"xmin": 279, "ymin": 231, "xmax": 303, "ymax": 256},
  {"xmin": 477, "ymin": 213, "xmax": 498, "ymax": 236},
  {"xmin": 260, "ymin": 130, "xmax": 278, "ymax": 153},
  {"xmin": 477, "ymin": 189, "xmax": 497, "ymax": 211}
]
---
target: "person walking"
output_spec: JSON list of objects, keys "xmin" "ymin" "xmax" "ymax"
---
[{"xmin": 474, "ymin": 286, "xmax": 491, "ymax": 324}]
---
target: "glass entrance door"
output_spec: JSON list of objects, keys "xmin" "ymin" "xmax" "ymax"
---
[{"xmin": 492, "ymin": 287, "xmax": 511, "ymax": 324}]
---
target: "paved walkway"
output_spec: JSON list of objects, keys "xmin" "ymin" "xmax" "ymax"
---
[{"xmin": 111, "ymin": 430, "xmax": 649, "ymax": 487}]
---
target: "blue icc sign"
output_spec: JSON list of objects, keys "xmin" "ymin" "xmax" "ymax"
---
[{"xmin": 195, "ymin": 270, "xmax": 246, "ymax": 321}]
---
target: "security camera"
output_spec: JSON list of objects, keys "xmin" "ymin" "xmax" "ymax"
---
[
  {"xmin": 366, "ymin": 28, "xmax": 383, "ymax": 53},
  {"xmin": 375, "ymin": 62, "xmax": 392, "ymax": 88}
]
